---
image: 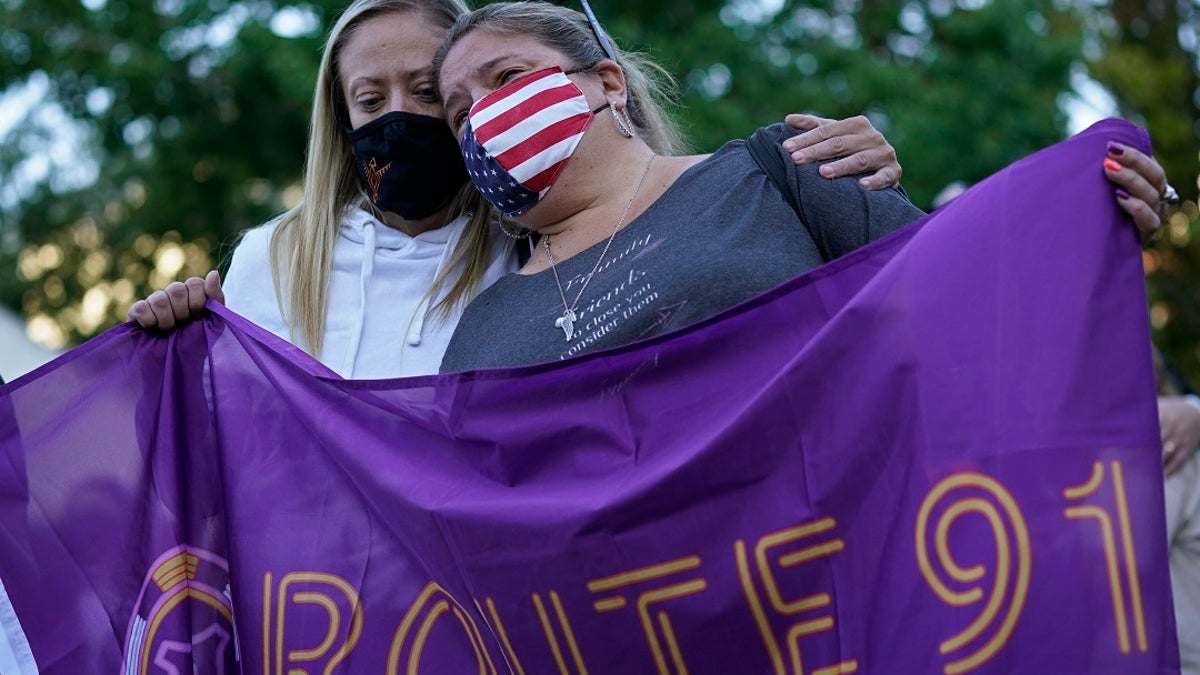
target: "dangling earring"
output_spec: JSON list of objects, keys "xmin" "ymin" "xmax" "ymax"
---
[
  {"xmin": 498, "ymin": 218, "xmax": 532, "ymax": 240},
  {"xmin": 610, "ymin": 100, "xmax": 636, "ymax": 138}
]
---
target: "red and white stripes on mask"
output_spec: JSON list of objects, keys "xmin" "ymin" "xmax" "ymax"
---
[{"xmin": 460, "ymin": 67, "xmax": 604, "ymax": 217}]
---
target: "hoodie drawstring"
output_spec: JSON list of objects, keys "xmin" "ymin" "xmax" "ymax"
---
[
  {"xmin": 340, "ymin": 220, "xmax": 376, "ymax": 377},
  {"xmin": 403, "ymin": 217, "xmax": 467, "ymax": 347}
]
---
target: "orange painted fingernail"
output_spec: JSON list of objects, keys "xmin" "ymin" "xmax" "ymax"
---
[{"xmin": 1104, "ymin": 157, "xmax": 1123, "ymax": 172}]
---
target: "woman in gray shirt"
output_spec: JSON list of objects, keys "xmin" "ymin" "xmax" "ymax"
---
[{"xmin": 435, "ymin": 2, "xmax": 1168, "ymax": 372}]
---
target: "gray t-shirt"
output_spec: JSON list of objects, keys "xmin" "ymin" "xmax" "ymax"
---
[{"xmin": 440, "ymin": 123, "xmax": 925, "ymax": 372}]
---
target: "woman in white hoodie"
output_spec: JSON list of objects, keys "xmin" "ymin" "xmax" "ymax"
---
[
  {"xmin": 126, "ymin": 0, "xmax": 907, "ymax": 378},
  {"xmin": 131, "ymin": 0, "xmax": 516, "ymax": 379}
]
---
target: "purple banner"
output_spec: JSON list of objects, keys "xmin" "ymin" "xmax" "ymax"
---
[{"xmin": 0, "ymin": 119, "xmax": 1179, "ymax": 674}]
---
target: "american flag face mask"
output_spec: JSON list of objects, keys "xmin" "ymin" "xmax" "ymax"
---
[{"xmin": 460, "ymin": 66, "xmax": 607, "ymax": 217}]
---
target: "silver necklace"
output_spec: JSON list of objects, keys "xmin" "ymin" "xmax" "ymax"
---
[{"xmin": 544, "ymin": 154, "xmax": 655, "ymax": 341}]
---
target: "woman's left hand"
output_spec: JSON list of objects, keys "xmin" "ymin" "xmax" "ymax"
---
[
  {"xmin": 1104, "ymin": 142, "xmax": 1174, "ymax": 243},
  {"xmin": 782, "ymin": 113, "xmax": 902, "ymax": 191}
]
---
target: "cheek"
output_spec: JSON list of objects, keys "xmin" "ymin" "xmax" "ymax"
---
[
  {"xmin": 346, "ymin": 110, "xmax": 375, "ymax": 131},
  {"xmin": 340, "ymin": 94, "xmax": 372, "ymax": 131},
  {"xmin": 415, "ymin": 98, "xmax": 445, "ymax": 118}
]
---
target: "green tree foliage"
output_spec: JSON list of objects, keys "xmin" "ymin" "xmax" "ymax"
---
[
  {"xmin": 0, "ymin": 0, "xmax": 340, "ymax": 346},
  {"xmin": 606, "ymin": 0, "xmax": 1081, "ymax": 208}
]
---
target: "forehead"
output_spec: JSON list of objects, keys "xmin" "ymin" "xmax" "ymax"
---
[
  {"xmin": 440, "ymin": 30, "xmax": 569, "ymax": 89},
  {"xmin": 339, "ymin": 11, "xmax": 446, "ymax": 80}
]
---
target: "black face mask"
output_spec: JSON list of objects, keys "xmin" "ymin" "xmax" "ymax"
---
[{"xmin": 345, "ymin": 111, "xmax": 468, "ymax": 221}]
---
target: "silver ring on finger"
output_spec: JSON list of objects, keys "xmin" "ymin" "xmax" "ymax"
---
[{"xmin": 1162, "ymin": 183, "xmax": 1181, "ymax": 205}]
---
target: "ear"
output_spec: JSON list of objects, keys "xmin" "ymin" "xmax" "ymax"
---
[{"xmin": 593, "ymin": 58, "xmax": 628, "ymax": 108}]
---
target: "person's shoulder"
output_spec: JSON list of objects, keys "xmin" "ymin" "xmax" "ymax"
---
[
  {"xmin": 438, "ymin": 277, "xmax": 515, "ymax": 373},
  {"xmin": 750, "ymin": 122, "xmax": 801, "ymax": 144},
  {"xmin": 232, "ymin": 219, "xmax": 282, "ymax": 258},
  {"xmin": 730, "ymin": 123, "xmax": 824, "ymax": 187},
  {"xmin": 224, "ymin": 219, "xmax": 286, "ymax": 302},
  {"xmin": 235, "ymin": 207, "xmax": 362, "ymax": 258},
  {"xmin": 463, "ymin": 270, "xmax": 519, "ymax": 309},
  {"xmin": 709, "ymin": 123, "xmax": 798, "ymax": 158}
]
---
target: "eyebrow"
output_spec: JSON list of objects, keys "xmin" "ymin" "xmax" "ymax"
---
[
  {"xmin": 442, "ymin": 52, "xmax": 522, "ymax": 115},
  {"xmin": 346, "ymin": 76, "xmax": 382, "ymax": 93},
  {"xmin": 347, "ymin": 64, "xmax": 433, "ymax": 92}
]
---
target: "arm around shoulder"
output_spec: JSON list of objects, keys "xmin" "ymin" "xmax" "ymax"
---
[
  {"xmin": 751, "ymin": 124, "xmax": 923, "ymax": 261},
  {"xmin": 787, "ymin": 149, "xmax": 925, "ymax": 260}
]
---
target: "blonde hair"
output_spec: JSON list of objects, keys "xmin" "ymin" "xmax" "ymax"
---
[
  {"xmin": 269, "ymin": 0, "xmax": 495, "ymax": 357},
  {"xmin": 434, "ymin": 1, "xmax": 686, "ymax": 156}
]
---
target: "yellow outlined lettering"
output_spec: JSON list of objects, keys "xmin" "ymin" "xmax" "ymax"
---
[
  {"xmin": 483, "ymin": 591, "xmax": 590, "ymax": 675},
  {"xmin": 263, "ymin": 572, "xmax": 272, "ymax": 675},
  {"xmin": 915, "ymin": 473, "xmax": 1031, "ymax": 675},
  {"xmin": 735, "ymin": 518, "xmax": 857, "ymax": 675},
  {"xmin": 587, "ymin": 556, "xmax": 708, "ymax": 674},
  {"xmin": 1063, "ymin": 461, "xmax": 1148, "ymax": 654},
  {"xmin": 269, "ymin": 572, "xmax": 363, "ymax": 675},
  {"xmin": 484, "ymin": 597, "xmax": 527, "ymax": 675},
  {"xmin": 387, "ymin": 582, "xmax": 497, "ymax": 675}
]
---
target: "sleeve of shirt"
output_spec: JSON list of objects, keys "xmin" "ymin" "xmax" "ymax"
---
[{"xmin": 756, "ymin": 123, "xmax": 927, "ymax": 261}]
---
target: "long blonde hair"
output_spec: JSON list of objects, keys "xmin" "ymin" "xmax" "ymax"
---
[
  {"xmin": 268, "ymin": 0, "xmax": 494, "ymax": 356},
  {"xmin": 434, "ymin": 1, "xmax": 686, "ymax": 156}
]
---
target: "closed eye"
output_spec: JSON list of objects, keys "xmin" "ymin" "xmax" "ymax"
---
[
  {"xmin": 354, "ymin": 94, "xmax": 383, "ymax": 113},
  {"xmin": 414, "ymin": 85, "xmax": 440, "ymax": 104},
  {"xmin": 497, "ymin": 67, "xmax": 524, "ymax": 85},
  {"xmin": 451, "ymin": 109, "xmax": 469, "ymax": 134}
]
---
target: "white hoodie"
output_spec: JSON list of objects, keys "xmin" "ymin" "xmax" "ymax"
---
[{"xmin": 222, "ymin": 208, "xmax": 518, "ymax": 378}]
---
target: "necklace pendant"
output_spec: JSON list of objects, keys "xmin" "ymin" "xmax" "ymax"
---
[{"xmin": 554, "ymin": 309, "xmax": 577, "ymax": 341}]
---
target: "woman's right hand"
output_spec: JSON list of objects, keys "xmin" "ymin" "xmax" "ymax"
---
[{"xmin": 127, "ymin": 270, "xmax": 225, "ymax": 330}]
